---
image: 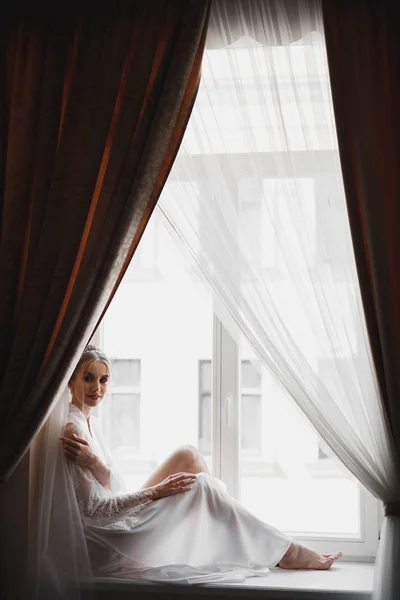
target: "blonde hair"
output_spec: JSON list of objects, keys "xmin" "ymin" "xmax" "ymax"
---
[{"xmin": 69, "ymin": 344, "xmax": 112, "ymax": 382}]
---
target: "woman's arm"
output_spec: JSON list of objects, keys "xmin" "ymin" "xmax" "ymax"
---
[
  {"xmin": 66, "ymin": 448, "xmax": 196, "ymax": 527},
  {"xmin": 61, "ymin": 424, "xmax": 111, "ymax": 490},
  {"xmin": 73, "ymin": 472, "xmax": 197, "ymax": 525},
  {"xmin": 61, "ymin": 426, "xmax": 197, "ymax": 505}
]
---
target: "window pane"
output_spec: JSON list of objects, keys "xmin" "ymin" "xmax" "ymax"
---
[
  {"xmin": 99, "ymin": 209, "xmax": 213, "ymax": 490},
  {"xmin": 241, "ymin": 360, "xmax": 261, "ymax": 389},
  {"xmin": 111, "ymin": 359, "xmax": 141, "ymax": 387},
  {"xmin": 241, "ymin": 394, "xmax": 261, "ymax": 453},
  {"xmin": 239, "ymin": 338, "xmax": 360, "ymax": 537},
  {"xmin": 199, "ymin": 360, "xmax": 212, "ymax": 394},
  {"xmin": 109, "ymin": 393, "xmax": 140, "ymax": 451},
  {"xmin": 199, "ymin": 393, "xmax": 212, "ymax": 455}
]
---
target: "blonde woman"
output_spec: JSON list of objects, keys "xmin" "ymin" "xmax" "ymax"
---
[{"xmin": 60, "ymin": 345, "xmax": 341, "ymax": 581}]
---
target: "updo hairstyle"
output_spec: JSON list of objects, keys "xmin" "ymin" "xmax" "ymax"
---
[{"xmin": 69, "ymin": 344, "xmax": 112, "ymax": 382}]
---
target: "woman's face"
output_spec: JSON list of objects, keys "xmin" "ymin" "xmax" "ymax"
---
[{"xmin": 69, "ymin": 360, "xmax": 110, "ymax": 410}]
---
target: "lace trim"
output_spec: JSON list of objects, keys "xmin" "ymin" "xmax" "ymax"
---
[
  {"xmin": 69, "ymin": 461, "xmax": 81, "ymax": 489},
  {"xmin": 70, "ymin": 461, "xmax": 153, "ymax": 527},
  {"xmin": 82, "ymin": 488, "xmax": 153, "ymax": 526}
]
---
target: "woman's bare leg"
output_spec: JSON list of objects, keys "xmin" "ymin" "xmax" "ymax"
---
[
  {"xmin": 141, "ymin": 447, "xmax": 341, "ymax": 571},
  {"xmin": 278, "ymin": 543, "xmax": 342, "ymax": 570},
  {"xmin": 140, "ymin": 445, "xmax": 209, "ymax": 489}
]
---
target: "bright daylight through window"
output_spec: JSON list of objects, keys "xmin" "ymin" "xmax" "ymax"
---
[{"xmin": 96, "ymin": 30, "xmax": 380, "ymax": 559}]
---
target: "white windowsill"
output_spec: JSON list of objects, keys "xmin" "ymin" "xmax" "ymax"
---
[
  {"xmin": 87, "ymin": 562, "xmax": 374, "ymax": 600},
  {"xmin": 211, "ymin": 562, "xmax": 374, "ymax": 597}
]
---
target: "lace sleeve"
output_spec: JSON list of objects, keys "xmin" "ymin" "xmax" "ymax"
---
[
  {"xmin": 64, "ymin": 421, "xmax": 153, "ymax": 526},
  {"xmin": 69, "ymin": 461, "xmax": 153, "ymax": 527}
]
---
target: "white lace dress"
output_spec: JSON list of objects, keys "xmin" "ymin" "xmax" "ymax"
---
[{"xmin": 66, "ymin": 403, "xmax": 292, "ymax": 584}]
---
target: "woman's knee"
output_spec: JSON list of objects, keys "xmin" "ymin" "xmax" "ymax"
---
[{"xmin": 174, "ymin": 444, "xmax": 202, "ymax": 469}]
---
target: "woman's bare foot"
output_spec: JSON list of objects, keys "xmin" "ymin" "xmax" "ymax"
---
[{"xmin": 278, "ymin": 543, "xmax": 342, "ymax": 570}]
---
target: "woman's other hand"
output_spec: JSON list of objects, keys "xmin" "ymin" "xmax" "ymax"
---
[
  {"xmin": 60, "ymin": 433, "xmax": 96, "ymax": 468},
  {"xmin": 150, "ymin": 472, "xmax": 197, "ymax": 500}
]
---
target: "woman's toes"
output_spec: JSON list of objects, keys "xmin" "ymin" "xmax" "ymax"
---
[
  {"xmin": 319, "ymin": 552, "xmax": 342, "ymax": 569},
  {"xmin": 334, "ymin": 552, "xmax": 342, "ymax": 559},
  {"xmin": 329, "ymin": 552, "xmax": 342, "ymax": 561},
  {"xmin": 323, "ymin": 552, "xmax": 342, "ymax": 560}
]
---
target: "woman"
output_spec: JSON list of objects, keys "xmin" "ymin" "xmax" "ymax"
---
[{"xmin": 60, "ymin": 345, "xmax": 341, "ymax": 582}]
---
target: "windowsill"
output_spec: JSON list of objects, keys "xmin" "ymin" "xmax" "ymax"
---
[
  {"xmin": 210, "ymin": 562, "xmax": 374, "ymax": 597},
  {"xmin": 86, "ymin": 562, "xmax": 374, "ymax": 599}
]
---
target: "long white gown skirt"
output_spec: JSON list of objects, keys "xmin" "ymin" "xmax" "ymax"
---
[{"xmin": 67, "ymin": 404, "xmax": 292, "ymax": 584}]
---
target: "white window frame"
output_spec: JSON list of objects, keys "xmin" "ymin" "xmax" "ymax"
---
[
  {"xmin": 212, "ymin": 316, "xmax": 382, "ymax": 561},
  {"xmin": 95, "ymin": 305, "xmax": 382, "ymax": 561}
]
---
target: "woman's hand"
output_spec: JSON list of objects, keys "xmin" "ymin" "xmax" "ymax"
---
[
  {"xmin": 60, "ymin": 433, "xmax": 96, "ymax": 468},
  {"xmin": 149, "ymin": 472, "xmax": 197, "ymax": 500}
]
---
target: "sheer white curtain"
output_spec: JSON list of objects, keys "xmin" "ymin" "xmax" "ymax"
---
[
  {"xmin": 29, "ymin": 387, "xmax": 92, "ymax": 600},
  {"xmin": 158, "ymin": 0, "xmax": 400, "ymax": 507}
]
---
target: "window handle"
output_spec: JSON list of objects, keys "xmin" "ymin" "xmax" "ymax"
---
[{"xmin": 224, "ymin": 393, "xmax": 233, "ymax": 428}]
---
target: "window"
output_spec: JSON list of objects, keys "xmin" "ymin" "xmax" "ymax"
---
[
  {"xmin": 99, "ymin": 359, "xmax": 141, "ymax": 453},
  {"xmin": 239, "ymin": 340, "xmax": 362, "ymax": 538},
  {"xmin": 199, "ymin": 359, "xmax": 262, "ymax": 457},
  {"xmin": 239, "ymin": 177, "xmax": 316, "ymax": 278},
  {"xmin": 97, "ymin": 207, "xmax": 379, "ymax": 558},
  {"xmin": 96, "ymin": 32, "xmax": 380, "ymax": 559},
  {"xmin": 98, "ymin": 212, "xmax": 214, "ymax": 490}
]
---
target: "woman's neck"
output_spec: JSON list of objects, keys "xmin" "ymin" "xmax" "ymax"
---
[{"xmin": 71, "ymin": 398, "xmax": 92, "ymax": 420}]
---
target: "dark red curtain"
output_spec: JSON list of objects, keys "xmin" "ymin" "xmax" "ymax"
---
[
  {"xmin": 0, "ymin": 0, "xmax": 210, "ymax": 482},
  {"xmin": 323, "ymin": 1, "xmax": 400, "ymax": 597},
  {"xmin": 323, "ymin": 0, "xmax": 400, "ymax": 477}
]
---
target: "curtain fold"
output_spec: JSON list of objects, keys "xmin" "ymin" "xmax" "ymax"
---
[
  {"xmin": 0, "ymin": 0, "xmax": 210, "ymax": 482},
  {"xmin": 323, "ymin": 1, "xmax": 400, "ymax": 597},
  {"xmin": 207, "ymin": 0, "xmax": 322, "ymax": 47}
]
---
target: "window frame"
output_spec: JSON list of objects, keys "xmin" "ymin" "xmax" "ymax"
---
[
  {"xmin": 200, "ymin": 357, "xmax": 263, "ymax": 457},
  {"xmin": 212, "ymin": 315, "xmax": 381, "ymax": 560},
  {"xmin": 94, "ymin": 304, "xmax": 381, "ymax": 560}
]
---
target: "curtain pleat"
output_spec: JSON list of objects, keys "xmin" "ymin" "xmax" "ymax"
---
[
  {"xmin": 323, "ymin": 1, "xmax": 400, "ymax": 598},
  {"xmin": 0, "ymin": 0, "xmax": 210, "ymax": 482},
  {"xmin": 207, "ymin": 0, "xmax": 322, "ymax": 47}
]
